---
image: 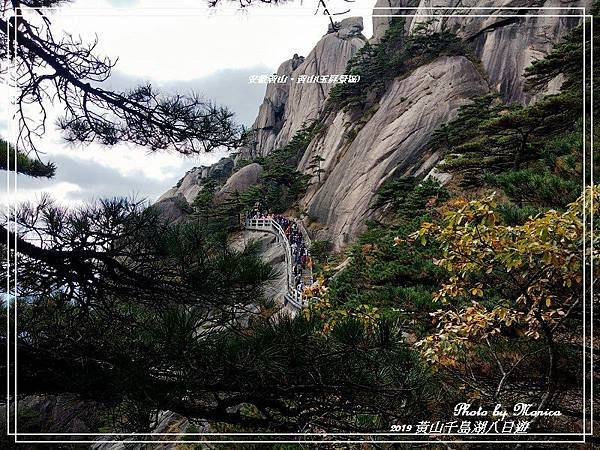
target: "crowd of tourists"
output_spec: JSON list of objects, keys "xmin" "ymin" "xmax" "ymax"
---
[{"xmin": 246, "ymin": 210, "xmax": 313, "ymax": 294}]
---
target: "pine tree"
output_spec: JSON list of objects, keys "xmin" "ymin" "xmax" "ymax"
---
[
  {"xmin": 0, "ymin": 138, "xmax": 55, "ymax": 178},
  {"xmin": 307, "ymin": 154, "xmax": 325, "ymax": 184},
  {"xmin": 191, "ymin": 179, "xmax": 217, "ymax": 224}
]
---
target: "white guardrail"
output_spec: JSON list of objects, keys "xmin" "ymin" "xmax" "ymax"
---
[{"xmin": 245, "ymin": 217, "xmax": 309, "ymax": 310}]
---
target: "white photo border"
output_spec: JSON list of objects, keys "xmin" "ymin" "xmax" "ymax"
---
[{"xmin": 3, "ymin": 4, "xmax": 594, "ymax": 445}]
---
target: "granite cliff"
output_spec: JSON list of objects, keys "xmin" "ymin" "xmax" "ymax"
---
[
  {"xmin": 298, "ymin": 55, "xmax": 489, "ymax": 247},
  {"xmin": 160, "ymin": 0, "xmax": 587, "ymax": 249},
  {"xmin": 243, "ymin": 17, "xmax": 367, "ymax": 158}
]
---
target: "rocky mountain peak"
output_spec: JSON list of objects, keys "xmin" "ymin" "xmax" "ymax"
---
[
  {"xmin": 158, "ymin": 2, "xmax": 587, "ymax": 251},
  {"xmin": 158, "ymin": 157, "xmax": 234, "ymax": 205},
  {"xmin": 239, "ymin": 17, "xmax": 367, "ymax": 159},
  {"xmin": 291, "ymin": 53, "xmax": 305, "ymax": 70},
  {"xmin": 327, "ymin": 16, "xmax": 365, "ymax": 39}
]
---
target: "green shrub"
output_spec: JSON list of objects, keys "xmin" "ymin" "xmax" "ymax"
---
[
  {"xmin": 373, "ymin": 177, "xmax": 449, "ymax": 216},
  {"xmin": 496, "ymin": 203, "xmax": 547, "ymax": 226},
  {"xmin": 236, "ymin": 122, "xmax": 319, "ymax": 213},
  {"xmin": 488, "ymin": 168, "xmax": 580, "ymax": 208},
  {"xmin": 328, "ymin": 19, "xmax": 469, "ymax": 111},
  {"xmin": 310, "ymin": 239, "xmax": 332, "ymax": 262}
]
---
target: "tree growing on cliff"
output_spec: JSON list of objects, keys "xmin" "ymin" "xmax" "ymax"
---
[
  {"xmin": 429, "ymin": 18, "xmax": 593, "ymax": 197},
  {"xmin": 437, "ymin": 92, "xmax": 581, "ymax": 175},
  {"xmin": 192, "ymin": 179, "xmax": 218, "ymax": 224},
  {"xmin": 328, "ymin": 18, "xmax": 468, "ymax": 111},
  {"xmin": 307, "ymin": 153, "xmax": 325, "ymax": 184}
]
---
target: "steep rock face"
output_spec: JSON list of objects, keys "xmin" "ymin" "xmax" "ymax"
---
[
  {"xmin": 248, "ymin": 54, "xmax": 305, "ymax": 157},
  {"xmin": 288, "ymin": 1, "xmax": 586, "ymax": 248},
  {"xmin": 274, "ymin": 17, "xmax": 366, "ymax": 150},
  {"xmin": 242, "ymin": 17, "xmax": 367, "ymax": 158},
  {"xmin": 167, "ymin": 1, "xmax": 586, "ymax": 252},
  {"xmin": 399, "ymin": 0, "xmax": 587, "ymax": 103},
  {"xmin": 372, "ymin": 0, "xmax": 420, "ymax": 43},
  {"xmin": 299, "ymin": 56, "xmax": 489, "ymax": 248}
]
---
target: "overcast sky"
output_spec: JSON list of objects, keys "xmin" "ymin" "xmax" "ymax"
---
[{"xmin": 1, "ymin": 0, "xmax": 376, "ymax": 207}]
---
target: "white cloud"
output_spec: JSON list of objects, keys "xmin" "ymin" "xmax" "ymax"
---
[
  {"xmin": 106, "ymin": 0, "xmax": 141, "ymax": 7},
  {"xmin": 48, "ymin": 0, "xmax": 375, "ymax": 80},
  {"xmin": 6, "ymin": 0, "xmax": 377, "ymax": 207},
  {"xmin": 1, "ymin": 181, "xmax": 83, "ymax": 207}
]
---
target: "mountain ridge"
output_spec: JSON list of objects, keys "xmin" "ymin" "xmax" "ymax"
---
[{"xmin": 159, "ymin": 0, "xmax": 588, "ymax": 249}]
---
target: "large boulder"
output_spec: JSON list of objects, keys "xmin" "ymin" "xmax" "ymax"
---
[
  {"xmin": 152, "ymin": 194, "xmax": 191, "ymax": 224},
  {"xmin": 215, "ymin": 162, "xmax": 263, "ymax": 202},
  {"xmin": 334, "ymin": 17, "xmax": 365, "ymax": 39}
]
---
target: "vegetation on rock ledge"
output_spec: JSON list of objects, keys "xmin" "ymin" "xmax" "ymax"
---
[{"xmin": 328, "ymin": 18, "xmax": 472, "ymax": 111}]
